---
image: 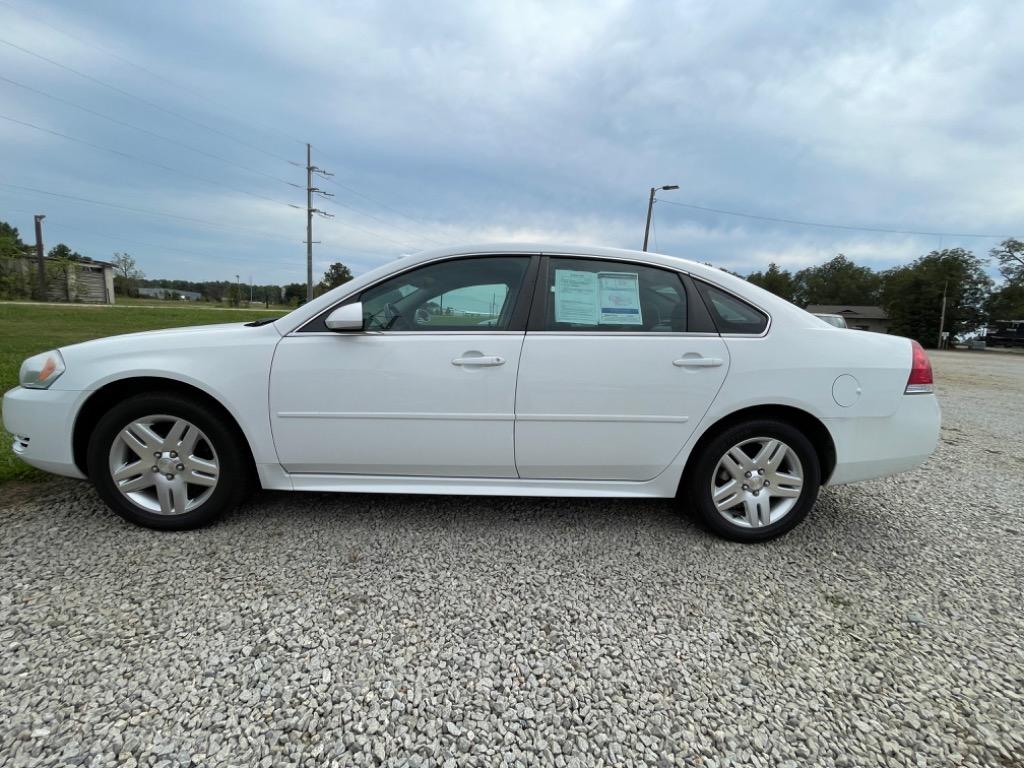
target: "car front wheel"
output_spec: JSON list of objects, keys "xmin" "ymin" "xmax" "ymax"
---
[
  {"xmin": 86, "ymin": 392, "xmax": 250, "ymax": 530},
  {"xmin": 687, "ymin": 419, "xmax": 821, "ymax": 542}
]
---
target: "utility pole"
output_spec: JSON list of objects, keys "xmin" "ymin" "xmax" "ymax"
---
[
  {"xmin": 33, "ymin": 214, "xmax": 46, "ymax": 299},
  {"xmin": 249, "ymin": 274, "xmax": 253, "ymax": 305},
  {"xmin": 235, "ymin": 274, "xmax": 240, "ymax": 308},
  {"xmin": 642, "ymin": 184, "xmax": 679, "ymax": 252},
  {"xmin": 304, "ymin": 143, "xmax": 334, "ymax": 302},
  {"xmin": 936, "ymin": 280, "xmax": 948, "ymax": 350}
]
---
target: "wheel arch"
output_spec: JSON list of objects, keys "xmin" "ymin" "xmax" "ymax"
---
[
  {"xmin": 680, "ymin": 404, "xmax": 837, "ymax": 491},
  {"xmin": 72, "ymin": 376, "xmax": 258, "ymax": 480}
]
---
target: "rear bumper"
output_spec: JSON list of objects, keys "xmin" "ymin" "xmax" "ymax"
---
[
  {"xmin": 2, "ymin": 386, "xmax": 86, "ymax": 479},
  {"xmin": 825, "ymin": 394, "xmax": 940, "ymax": 485}
]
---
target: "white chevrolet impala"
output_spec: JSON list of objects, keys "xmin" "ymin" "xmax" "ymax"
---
[{"xmin": 3, "ymin": 244, "xmax": 940, "ymax": 542}]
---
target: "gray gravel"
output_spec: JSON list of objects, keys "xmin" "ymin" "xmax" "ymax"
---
[{"xmin": 2, "ymin": 350, "xmax": 1023, "ymax": 768}]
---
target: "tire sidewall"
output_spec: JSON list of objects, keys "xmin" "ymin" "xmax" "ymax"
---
[
  {"xmin": 87, "ymin": 392, "xmax": 247, "ymax": 530},
  {"xmin": 689, "ymin": 419, "xmax": 821, "ymax": 543}
]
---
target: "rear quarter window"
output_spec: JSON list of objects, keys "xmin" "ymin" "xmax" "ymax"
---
[{"xmin": 696, "ymin": 282, "xmax": 769, "ymax": 335}]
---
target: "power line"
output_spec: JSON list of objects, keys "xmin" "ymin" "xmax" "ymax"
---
[
  {"xmin": 656, "ymin": 198, "xmax": 1013, "ymax": 240},
  {"xmin": 0, "ymin": 36, "xmax": 298, "ymax": 165},
  {"xmin": 0, "ymin": 78, "xmax": 431, "ymax": 250},
  {"xmin": 3, "ymin": 204, "xmax": 397, "ymax": 270},
  {"xmin": 1, "ymin": 182, "xmax": 301, "ymax": 243},
  {"xmin": 0, "ymin": 5, "xmax": 454, "ymax": 246},
  {"xmin": 0, "ymin": 0, "xmax": 308, "ymax": 152},
  {"xmin": 320, "ymin": 213, "xmax": 423, "ymax": 250},
  {"xmin": 326, "ymin": 192, "xmax": 443, "ymax": 246},
  {"xmin": 1, "ymin": 205, "xmax": 299, "ymax": 268},
  {"xmin": 0, "ymin": 114, "xmax": 303, "ymax": 210},
  {"xmin": 0, "ymin": 75, "xmax": 303, "ymax": 189},
  {"xmin": 313, "ymin": 146, "xmax": 459, "ymax": 241}
]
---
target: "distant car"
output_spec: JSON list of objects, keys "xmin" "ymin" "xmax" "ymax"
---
[
  {"xmin": 813, "ymin": 313, "xmax": 849, "ymax": 329},
  {"xmin": 984, "ymin": 320, "xmax": 1024, "ymax": 348},
  {"xmin": 3, "ymin": 244, "xmax": 940, "ymax": 542}
]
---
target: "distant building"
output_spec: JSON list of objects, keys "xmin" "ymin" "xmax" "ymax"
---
[
  {"xmin": 806, "ymin": 304, "xmax": 890, "ymax": 333},
  {"xmin": 14, "ymin": 256, "xmax": 115, "ymax": 304},
  {"xmin": 138, "ymin": 287, "xmax": 202, "ymax": 301}
]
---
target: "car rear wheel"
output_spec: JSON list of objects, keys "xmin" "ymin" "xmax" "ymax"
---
[
  {"xmin": 686, "ymin": 419, "xmax": 820, "ymax": 542},
  {"xmin": 86, "ymin": 392, "xmax": 250, "ymax": 530}
]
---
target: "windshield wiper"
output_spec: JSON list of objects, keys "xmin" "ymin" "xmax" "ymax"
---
[{"xmin": 245, "ymin": 317, "xmax": 278, "ymax": 327}]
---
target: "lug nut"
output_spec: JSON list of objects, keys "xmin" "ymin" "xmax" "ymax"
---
[
  {"xmin": 758, "ymin": 468, "xmax": 765, "ymax": 475},
  {"xmin": 764, "ymin": 480, "xmax": 770, "ymax": 486},
  {"xmin": 151, "ymin": 466, "xmax": 158, "ymax": 472},
  {"xmin": 176, "ymin": 464, "xmax": 185, "ymax": 471},
  {"xmin": 745, "ymin": 471, "xmax": 752, "ymax": 478},
  {"xmin": 154, "ymin": 451, "xmax": 161, "ymax": 458},
  {"xmin": 170, "ymin": 451, "xmax": 177, "ymax": 459},
  {"xmin": 165, "ymin": 473, "xmax": 174, "ymax": 480},
  {"xmin": 742, "ymin": 484, "xmax": 749, "ymax": 491}
]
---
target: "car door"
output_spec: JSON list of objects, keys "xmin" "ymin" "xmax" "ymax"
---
[
  {"xmin": 270, "ymin": 255, "xmax": 536, "ymax": 477},
  {"xmin": 514, "ymin": 255, "xmax": 730, "ymax": 481}
]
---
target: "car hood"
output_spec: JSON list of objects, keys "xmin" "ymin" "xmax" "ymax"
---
[{"xmin": 52, "ymin": 321, "xmax": 282, "ymax": 391}]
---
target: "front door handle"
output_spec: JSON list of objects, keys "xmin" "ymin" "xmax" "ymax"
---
[
  {"xmin": 673, "ymin": 356, "xmax": 724, "ymax": 368},
  {"xmin": 452, "ymin": 355, "xmax": 506, "ymax": 367}
]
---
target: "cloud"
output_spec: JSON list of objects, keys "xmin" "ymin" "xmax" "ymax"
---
[{"xmin": 0, "ymin": 0, "xmax": 1019, "ymax": 285}]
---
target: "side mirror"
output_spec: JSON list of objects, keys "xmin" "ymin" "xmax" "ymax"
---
[{"xmin": 325, "ymin": 302, "xmax": 364, "ymax": 331}]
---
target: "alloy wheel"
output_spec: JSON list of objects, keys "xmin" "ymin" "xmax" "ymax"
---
[
  {"xmin": 107, "ymin": 414, "xmax": 220, "ymax": 516},
  {"xmin": 711, "ymin": 436, "xmax": 804, "ymax": 528}
]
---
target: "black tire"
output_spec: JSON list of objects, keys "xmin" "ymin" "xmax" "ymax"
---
[
  {"xmin": 685, "ymin": 418, "xmax": 821, "ymax": 543},
  {"xmin": 86, "ymin": 391, "xmax": 251, "ymax": 530}
]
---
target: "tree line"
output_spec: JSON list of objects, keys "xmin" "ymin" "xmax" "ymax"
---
[
  {"xmin": 745, "ymin": 240, "xmax": 1023, "ymax": 347},
  {"xmin": 4, "ymin": 217, "xmax": 1022, "ymax": 346}
]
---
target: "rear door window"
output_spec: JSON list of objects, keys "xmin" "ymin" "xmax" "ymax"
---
[{"xmin": 535, "ymin": 257, "xmax": 689, "ymax": 333}]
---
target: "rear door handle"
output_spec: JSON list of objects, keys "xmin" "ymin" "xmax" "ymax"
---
[
  {"xmin": 452, "ymin": 355, "xmax": 505, "ymax": 367},
  {"xmin": 673, "ymin": 356, "xmax": 724, "ymax": 368}
]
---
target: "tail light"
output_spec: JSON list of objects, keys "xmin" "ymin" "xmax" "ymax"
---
[{"xmin": 905, "ymin": 340, "xmax": 933, "ymax": 394}]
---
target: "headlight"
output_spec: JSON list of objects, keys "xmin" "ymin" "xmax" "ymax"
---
[{"xmin": 19, "ymin": 350, "xmax": 66, "ymax": 390}]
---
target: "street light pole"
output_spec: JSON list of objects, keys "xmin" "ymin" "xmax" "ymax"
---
[{"xmin": 642, "ymin": 184, "xmax": 679, "ymax": 252}]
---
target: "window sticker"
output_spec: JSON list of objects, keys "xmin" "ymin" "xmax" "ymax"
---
[
  {"xmin": 553, "ymin": 269, "xmax": 643, "ymax": 326},
  {"xmin": 554, "ymin": 270, "xmax": 599, "ymax": 325},
  {"xmin": 597, "ymin": 271, "xmax": 642, "ymax": 325}
]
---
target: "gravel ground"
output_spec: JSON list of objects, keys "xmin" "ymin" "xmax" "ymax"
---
[{"xmin": 2, "ymin": 350, "xmax": 1023, "ymax": 768}]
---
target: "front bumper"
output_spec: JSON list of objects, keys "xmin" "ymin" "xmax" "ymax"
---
[
  {"xmin": 825, "ymin": 393, "xmax": 941, "ymax": 485},
  {"xmin": 2, "ymin": 386, "xmax": 86, "ymax": 479}
]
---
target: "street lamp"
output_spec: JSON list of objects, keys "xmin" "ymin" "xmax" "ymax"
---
[{"xmin": 643, "ymin": 184, "xmax": 679, "ymax": 252}]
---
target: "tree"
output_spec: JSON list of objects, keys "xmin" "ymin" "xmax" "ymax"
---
[
  {"xmin": 111, "ymin": 252, "xmax": 144, "ymax": 296},
  {"xmin": 881, "ymin": 248, "xmax": 992, "ymax": 347},
  {"xmin": 792, "ymin": 254, "xmax": 881, "ymax": 307},
  {"xmin": 986, "ymin": 283, "xmax": 1024, "ymax": 322},
  {"xmin": 990, "ymin": 238, "xmax": 1024, "ymax": 285},
  {"xmin": 316, "ymin": 262, "xmax": 353, "ymax": 296},
  {"xmin": 0, "ymin": 219, "xmax": 32, "ymax": 299},
  {"xmin": 746, "ymin": 263, "xmax": 797, "ymax": 303},
  {"xmin": 283, "ymin": 283, "xmax": 306, "ymax": 306}
]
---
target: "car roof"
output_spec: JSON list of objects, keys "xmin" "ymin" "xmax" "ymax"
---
[{"xmin": 274, "ymin": 243, "xmax": 812, "ymax": 334}]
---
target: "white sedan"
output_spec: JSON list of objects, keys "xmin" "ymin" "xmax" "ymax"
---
[{"xmin": 3, "ymin": 244, "xmax": 940, "ymax": 542}]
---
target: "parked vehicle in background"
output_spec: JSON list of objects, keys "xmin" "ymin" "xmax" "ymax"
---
[
  {"xmin": 813, "ymin": 313, "xmax": 849, "ymax": 329},
  {"xmin": 984, "ymin": 320, "xmax": 1024, "ymax": 348},
  {"xmin": 3, "ymin": 244, "xmax": 941, "ymax": 542}
]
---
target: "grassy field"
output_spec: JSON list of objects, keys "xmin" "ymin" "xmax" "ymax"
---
[{"xmin": 0, "ymin": 302, "xmax": 287, "ymax": 483}]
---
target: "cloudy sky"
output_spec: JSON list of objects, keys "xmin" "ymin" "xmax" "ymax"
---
[{"xmin": 1, "ymin": 0, "xmax": 1021, "ymax": 285}]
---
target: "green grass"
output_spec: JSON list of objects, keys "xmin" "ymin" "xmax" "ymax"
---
[{"xmin": 0, "ymin": 301, "xmax": 287, "ymax": 484}]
